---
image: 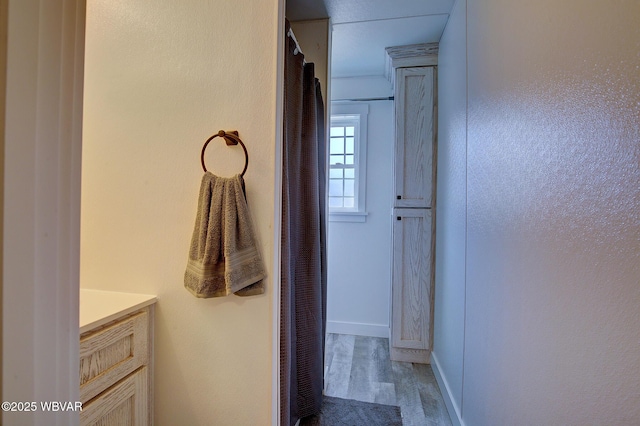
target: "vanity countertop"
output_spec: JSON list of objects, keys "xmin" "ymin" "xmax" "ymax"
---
[{"xmin": 80, "ymin": 289, "xmax": 157, "ymax": 334}]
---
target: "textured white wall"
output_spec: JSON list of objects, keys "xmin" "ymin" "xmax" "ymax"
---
[
  {"xmin": 81, "ymin": 1, "xmax": 280, "ymax": 424},
  {"xmin": 330, "ymin": 76, "xmax": 392, "ymax": 101},
  {"xmin": 432, "ymin": 0, "xmax": 467, "ymax": 420},
  {"xmin": 435, "ymin": 0, "xmax": 640, "ymax": 424},
  {"xmin": 327, "ymin": 78, "xmax": 394, "ymax": 337}
]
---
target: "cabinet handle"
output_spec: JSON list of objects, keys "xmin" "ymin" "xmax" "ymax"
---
[
  {"xmin": 397, "ymin": 195, "xmax": 402, "ymax": 200},
  {"xmin": 397, "ymin": 216, "xmax": 402, "ymax": 220}
]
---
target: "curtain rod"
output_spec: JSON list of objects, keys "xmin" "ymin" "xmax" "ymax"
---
[
  {"xmin": 331, "ymin": 96, "xmax": 394, "ymax": 103},
  {"xmin": 287, "ymin": 28, "xmax": 303, "ymax": 56}
]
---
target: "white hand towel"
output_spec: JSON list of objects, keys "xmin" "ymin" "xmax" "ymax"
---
[{"xmin": 184, "ymin": 172, "xmax": 266, "ymax": 298}]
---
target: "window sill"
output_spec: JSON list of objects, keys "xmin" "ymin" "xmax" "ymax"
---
[{"xmin": 329, "ymin": 211, "xmax": 368, "ymax": 223}]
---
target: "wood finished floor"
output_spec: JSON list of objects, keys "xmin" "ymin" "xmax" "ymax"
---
[{"xmin": 324, "ymin": 333, "xmax": 452, "ymax": 426}]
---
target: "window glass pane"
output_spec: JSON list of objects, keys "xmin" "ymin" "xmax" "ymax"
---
[
  {"xmin": 329, "ymin": 169, "xmax": 343, "ymax": 179},
  {"xmin": 330, "ymin": 138, "xmax": 344, "ymax": 154},
  {"xmin": 329, "ymin": 114, "xmax": 363, "ymax": 214},
  {"xmin": 344, "ymin": 179, "xmax": 355, "ymax": 196},
  {"xmin": 343, "ymin": 197, "xmax": 355, "ymax": 208},
  {"xmin": 329, "ymin": 197, "xmax": 343, "ymax": 208},
  {"xmin": 345, "ymin": 137, "xmax": 354, "ymax": 154},
  {"xmin": 330, "ymin": 154, "xmax": 344, "ymax": 165},
  {"xmin": 329, "ymin": 179, "xmax": 343, "ymax": 196}
]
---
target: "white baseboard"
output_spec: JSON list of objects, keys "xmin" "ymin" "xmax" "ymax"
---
[
  {"xmin": 431, "ymin": 352, "xmax": 465, "ymax": 426},
  {"xmin": 326, "ymin": 320, "xmax": 390, "ymax": 338}
]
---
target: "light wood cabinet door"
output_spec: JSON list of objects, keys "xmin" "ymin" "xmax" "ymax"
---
[
  {"xmin": 80, "ymin": 367, "xmax": 148, "ymax": 426},
  {"xmin": 80, "ymin": 305, "xmax": 154, "ymax": 426},
  {"xmin": 394, "ymin": 67, "xmax": 435, "ymax": 208},
  {"xmin": 80, "ymin": 310, "xmax": 149, "ymax": 403},
  {"xmin": 391, "ymin": 208, "xmax": 432, "ymax": 363}
]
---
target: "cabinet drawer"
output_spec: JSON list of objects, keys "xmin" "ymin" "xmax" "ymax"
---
[
  {"xmin": 80, "ymin": 366, "xmax": 148, "ymax": 426},
  {"xmin": 80, "ymin": 309, "xmax": 149, "ymax": 403}
]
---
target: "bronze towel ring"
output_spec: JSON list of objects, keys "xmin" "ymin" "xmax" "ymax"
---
[{"xmin": 200, "ymin": 130, "xmax": 249, "ymax": 177}]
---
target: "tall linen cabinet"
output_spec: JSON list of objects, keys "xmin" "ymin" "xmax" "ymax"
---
[{"xmin": 387, "ymin": 44, "xmax": 437, "ymax": 364}]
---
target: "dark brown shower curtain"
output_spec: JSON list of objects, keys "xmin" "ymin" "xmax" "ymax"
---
[{"xmin": 280, "ymin": 20, "xmax": 327, "ymax": 426}]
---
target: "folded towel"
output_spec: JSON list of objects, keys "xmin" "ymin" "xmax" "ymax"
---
[{"xmin": 184, "ymin": 172, "xmax": 266, "ymax": 298}]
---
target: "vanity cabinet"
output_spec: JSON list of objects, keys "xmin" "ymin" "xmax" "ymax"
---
[{"xmin": 79, "ymin": 290, "xmax": 156, "ymax": 426}]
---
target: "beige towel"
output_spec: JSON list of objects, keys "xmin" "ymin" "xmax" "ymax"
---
[{"xmin": 184, "ymin": 172, "xmax": 266, "ymax": 298}]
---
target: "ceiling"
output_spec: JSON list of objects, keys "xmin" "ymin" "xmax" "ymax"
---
[{"xmin": 286, "ymin": 0, "xmax": 454, "ymax": 78}]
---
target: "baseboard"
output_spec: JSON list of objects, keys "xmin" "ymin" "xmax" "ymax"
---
[
  {"xmin": 431, "ymin": 352, "xmax": 465, "ymax": 426},
  {"xmin": 326, "ymin": 320, "xmax": 390, "ymax": 338}
]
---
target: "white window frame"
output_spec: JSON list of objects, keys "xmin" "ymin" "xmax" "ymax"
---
[{"xmin": 328, "ymin": 103, "xmax": 368, "ymax": 222}]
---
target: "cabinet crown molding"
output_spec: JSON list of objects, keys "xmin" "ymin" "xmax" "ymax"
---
[{"xmin": 385, "ymin": 43, "xmax": 439, "ymax": 85}]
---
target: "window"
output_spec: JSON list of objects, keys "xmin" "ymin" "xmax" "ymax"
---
[
  {"xmin": 328, "ymin": 104, "xmax": 368, "ymax": 222},
  {"xmin": 329, "ymin": 118, "xmax": 357, "ymax": 209}
]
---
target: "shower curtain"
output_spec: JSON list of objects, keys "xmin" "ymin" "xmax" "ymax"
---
[{"xmin": 280, "ymin": 20, "xmax": 327, "ymax": 426}]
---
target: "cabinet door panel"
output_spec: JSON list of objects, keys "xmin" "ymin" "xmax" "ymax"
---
[
  {"xmin": 394, "ymin": 67, "xmax": 434, "ymax": 208},
  {"xmin": 80, "ymin": 367, "xmax": 148, "ymax": 426},
  {"xmin": 391, "ymin": 208, "xmax": 432, "ymax": 352},
  {"xmin": 80, "ymin": 310, "xmax": 149, "ymax": 402}
]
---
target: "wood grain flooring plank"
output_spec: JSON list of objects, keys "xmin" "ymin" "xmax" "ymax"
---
[
  {"xmin": 413, "ymin": 363, "xmax": 453, "ymax": 426},
  {"xmin": 373, "ymin": 381, "xmax": 397, "ymax": 406},
  {"xmin": 371, "ymin": 336, "xmax": 394, "ymax": 383},
  {"xmin": 324, "ymin": 334, "xmax": 354, "ymax": 398},
  {"xmin": 392, "ymin": 361, "xmax": 427, "ymax": 426},
  {"xmin": 347, "ymin": 335, "xmax": 377, "ymax": 402},
  {"xmin": 324, "ymin": 333, "xmax": 336, "ymax": 366},
  {"xmin": 323, "ymin": 333, "xmax": 452, "ymax": 425}
]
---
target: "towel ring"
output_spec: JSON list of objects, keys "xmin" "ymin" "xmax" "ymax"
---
[{"xmin": 201, "ymin": 130, "xmax": 249, "ymax": 177}]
